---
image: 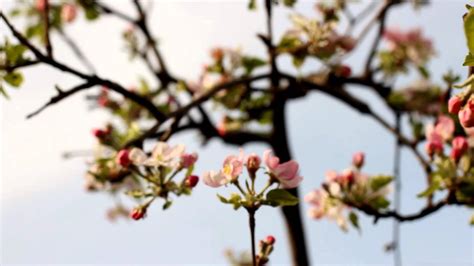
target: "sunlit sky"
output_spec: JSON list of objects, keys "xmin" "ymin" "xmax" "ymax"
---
[{"xmin": 1, "ymin": 0, "xmax": 473, "ymax": 265}]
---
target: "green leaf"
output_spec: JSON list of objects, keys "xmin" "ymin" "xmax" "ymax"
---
[
  {"xmin": 248, "ymin": 0, "xmax": 257, "ymax": 10},
  {"xmin": 241, "ymin": 56, "xmax": 266, "ymax": 75},
  {"xmin": 369, "ymin": 175, "xmax": 393, "ymax": 192},
  {"xmin": 3, "ymin": 72, "xmax": 23, "ymax": 87},
  {"xmin": 463, "ymin": 53, "xmax": 474, "ymax": 66},
  {"xmin": 348, "ymin": 211, "xmax": 360, "ymax": 230},
  {"xmin": 282, "ymin": 0, "xmax": 297, "ymax": 7},
  {"xmin": 265, "ymin": 189, "xmax": 299, "ymax": 207},
  {"xmin": 370, "ymin": 197, "xmax": 390, "ymax": 209},
  {"xmin": 470, "ymin": 214, "xmax": 474, "ymax": 225},
  {"xmin": 0, "ymin": 83, "xmax": 9, "ymax": 99},
  {"xmin": 417, "ymin": 175, "xmax": 442, "ymax": 198},
  {"xmin": 163, "ymin": 200, "xmax": 172, "ymax": 210},
  {"xmin": 464, "ymin": 6, "xmax": 474, "ymax": 54},
  {"xmin": 217, "ymin": 193, "xmax": 229, "ymax": 203}
]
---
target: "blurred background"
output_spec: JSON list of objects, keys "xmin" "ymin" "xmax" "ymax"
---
[{"xmin": 1, "ymin": 0, "xmax": 473, "ymax": 265}]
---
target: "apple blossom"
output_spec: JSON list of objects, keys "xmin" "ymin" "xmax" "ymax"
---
[
  {"xmin": 144, "ymin": 142, "xmax": 185, "ymax": 167},
  {"xmin": 35, "ymin": 0, "xmax": 46, "ymax": 11},
  {"xmin": 448, "ymin": 96, "xmax": 463, "ymax": 114},
  {"xmin": 202, "ymin": 170, "xmax": 228, "ymax": 187},
  {"xmin": 61, "ymin": 4, "xmax": 77, "ymax": 23},
  {"xmin": 180, "ymin": 152, "xmax": 198, "ymax": 168},
  {"xmin": 246, "ymin": 153, "xmax": 261, "ymax": 173},
  {"xmin": 451, "ymin": 136, "xmax": 469, "ymax": 162},
  {"xmin": 352, "ymin": 152, "xmax": 365, "ymax": 168},
  {"xmin": 130, "ymin": 207, "xmax": 146, "ymax": 220},
  {"xmin": 459, "ymin": 101, "xmax": 474, "ymax": 128},
  {"xmin": 222, "ymin": 153, "xmax": 244, "ymax": 182},
  {"xmin": 185, "ymin": 175, "xmax": 199, "ymax": 188},
  {"xmin": 92, "ymin": 128, "xmax": 108, "ymax": 139},
  {"xmin": 434, "ymin": 115, "xmax": 455, "ymax": 141},
  {"xmin": 263, "ymin": 150, "xmax": 303, "ymax": 189},
  {"xmin": 266, "ymin": 235, "xmax": 275, "ymax": 245},
  {"xmin": 116, "ymin": 149, "xmax": 131, "ymax": 167}
]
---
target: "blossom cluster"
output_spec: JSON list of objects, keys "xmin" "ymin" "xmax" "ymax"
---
[
  {"xmin": 277, "ymin": 8, "xmax": 355, "ymax": 68},
  {"xmin": 203, "ymin": 149, "xmax": 303, "ymax": 210},
  {"xmin": 86, "ymin": 132, "xmax": 199, "ymax": 221},
  {"xmin": 305, "ymin": 152, "xmax": 392, "ymax": 231},
  {"xmin": 379, "ymin": 28, "xmax": 434, "ymax": 76}
]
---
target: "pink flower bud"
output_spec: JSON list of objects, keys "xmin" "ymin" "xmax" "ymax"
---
[
  {"xmin": 459, "ymin": 106, "xmax": 474, "ymax": 128},
  {"xmin": 246, "ymin": 153, "xmax": 261, "ymax": 173},
  {"xmin": 130, "ymin": 207, "xmax": 145, "ymax": 220},
  {"xmin": 116, "ymin": 149, "xmax": 131, "ymax": 167},
  {"xmin": 92, "ymin": 128, "xmax": 108, "ymax": 139},
  {"xmin": 266, "ymin": 235, "xmax": 275, "ymax": 245},
  {"xmin": 36, "ymin": 0, "xmax": 46, "ymax": 11},
  {"xmin": 448, "ymin": 96, "xmax": 462, "ymax": 114},
  {"xmin": 352, "ymin": 152, "xmax": 365, "ymax": 168},
  {"xmin": 61, "ymin": 4, "xmax": 77, "ymax": 23},
  {"xmin": 451, "ymin": 136, "xmax": 468, "ymax": 162},
  {"xmin": 211, "ymin": 47, "xmax": 224, "ymax": 61},
  {"xmin": 335, "ymin": 65, "xmax": 352, "ymax": 78},
  {"xmin": 185, "ymin": 175, "xmax": 199, "ymax": 188},
  {"xmin": 340, "ymin": 169, "xmax": 354, "ymax": 184},
  {"xmin": 180, "ymin": 153, "xmax": 198, "ymax": 168},
  {"xmin": 450, "ymin": 148, "xmax": 463, "ymax": 163},
  {"xmin": 452, "ymin": 136, "xmax": 468, "ymax": 153},
  {"xmin": 338, "ymin": 36, "xmax": 356, "ymax": 52},
  {"xmin": 425, "ymin": 140, "xmax": 443, "ymax": 157}
]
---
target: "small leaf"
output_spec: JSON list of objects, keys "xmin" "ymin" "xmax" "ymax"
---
[
  {"xmin": 282, "ymin": 0, "xmax": 297, "ymax": 7},
  {"xmin": 163, "ymin": 201, "xmax": 172, "ymax": 210},
  {"xmin": 470, "ymin": 214, "xmax": 474, "ymax": 225},
  {"xmin": 370, "ymin": 197, "xmax": 390, "ymax": 209},
  {"xmin": 463, "ymin": 53, "xmax": 474, "ymax": 66},
  {"xmin": 265, "ymin": 189, "xmax": 299, "ymax": 207},
  {"xmin": 217, "ymin": 193, "xmax": 229, "ymax": 203},
  {"xmin": 370, "ymin": 175, "xmax": 393, "ymax": 192},
  {"xmin": 348, "ymin": 212, "xmax": 360, "ymax": 230},
  {"xmin": 4, "ymin": 72, "xmax": 23, "ymax": 87},
  {"xmin": 417, "ymin": 175, "xmax": 442, "ymax": 198},
  {"xmin": 241, "ymin": 56, "xmax": 266, "ymax": 75},
  {"xmin": 463, "ymin": 7, "xmax": 474, "ymax": 54}
]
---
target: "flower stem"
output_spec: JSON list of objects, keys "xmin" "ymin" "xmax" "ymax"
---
[{"xmin": 248, "ymin": 209, "xmax": 257, "ymax": 266}]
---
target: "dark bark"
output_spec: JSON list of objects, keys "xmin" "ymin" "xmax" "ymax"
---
[{"xmin": 271, "ymin": 95, "xmax": 309, "ymax": 266}]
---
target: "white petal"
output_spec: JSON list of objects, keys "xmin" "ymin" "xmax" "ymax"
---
[{"xmin": 129, "ymin": 148, "xmax": 148, "ymax": 165}]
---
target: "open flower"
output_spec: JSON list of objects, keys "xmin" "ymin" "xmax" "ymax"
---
[
  {"xmin": 130, "ymin": 142, "xmax": 185, "ymax": 167},
  {"xmin": 263, "ymin": 150, "xmax": 303, "ymax": 188},
  {"xmin": 222, "ymin": 152, "xmax": 244, "ymax": 182},
  {"xmin": 202, "ymin": 170, "xmax": 228, "ymax": 187}
]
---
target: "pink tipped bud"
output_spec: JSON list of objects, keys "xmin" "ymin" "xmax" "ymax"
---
[
  {"xmin": 210, "ymin": 47, "xmax": 224, "ymax": 61},
  {"xmin": 246, "ymin": 154, "xmax": 261, "ymax": 173},
  {"xmin": 459, "ymin": 106, "xmax": 474, "ymax": 128},
  {"xmin": 425, "ymin": 140, "xmax": 443, "ymax": 157},
  {"xmin": 116, "ymin": 149, "xmax": 131, "ymax": 167},
  {"xmin": 61, "ymin": 4, "xmax": 77, "ymax": 23},
  {"xmin": 352, "ymin": 152, "xmax": 365, "ymax": 168},
  {"xmin": 340, "ymin": 169, "xmax": 355, "ymax": 184},
  {"xmin": 180, "ymin": 153, "xmax": 198, "ymax": 168},
  {"xmin": 92, "ymin": 128, "xmax": 108, "ymax": 139},
  {"xmin": 185, "ymin": 175, "xmax": 199, "ymax": 188},
  {"xmin": 36, "ymin": 0, "xmax": 46, "ymax": 11},
  {"xmin": 448, "ymin": 96, "xmax": 462, "ymax": 114},
  {"xmin": 451, "ymin": 136, "xmax": 468, "ymax": 163},
  {"xmin": 335, "ymin": 65, "xmax": 352, "ymax": 78},
  {"xmin": 450, "ymin": 148, "xmax": 463, "ymax": 163},
  {"xmin": 130, "ymin": 207, "xmax": 145, "ymax": 220},
  {"xmin": 265, "ymin": 235, "xmax": 275, "ymax": 245},
  {"xmin": 452, "ymin": 136, "xmax": 468, "ymax": 153}
]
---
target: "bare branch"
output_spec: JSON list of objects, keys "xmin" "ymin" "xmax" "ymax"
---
[{"xmin": 27, "ymin": 82, "xmax": 95, "ymax": 119}]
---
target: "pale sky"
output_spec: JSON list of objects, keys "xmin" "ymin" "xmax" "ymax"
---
[{"xmin": 1, "ymin": 0, "xmax": 473, "ymax": 265}]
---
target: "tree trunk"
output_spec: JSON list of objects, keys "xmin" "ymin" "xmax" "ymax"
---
[{"xmin": 271, "ymin": 96, "xmax": 310, "ymax": 266}]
